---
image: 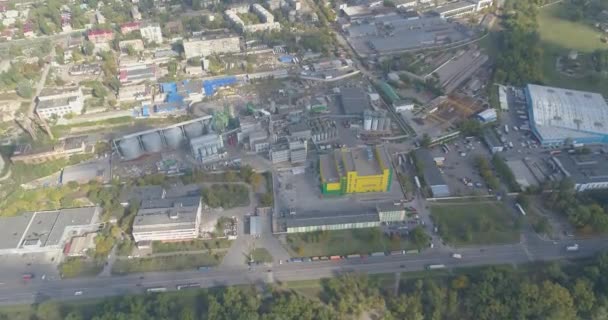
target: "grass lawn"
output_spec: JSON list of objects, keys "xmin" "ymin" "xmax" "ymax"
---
[
  {"xmin": 285, "ymin": 228, "xmax": 416, "ymax": 257},
  {"xmin": 152, "ymin": 239, "xmax": 233, "ymax": 254},
  {"xmin": 538, "ymin": 4, "xmax": 605, "ymax": 52},
  {"xmin": 59, "ymin": 257, "xmax": 104, "ymax": 279},
  {"xmin": 111, "ymin": 253, "xmax": 224, "ymax": 275},
  {"xmin": 430, "ymin": 200, "xmax": 521, "ymax": 246},
  {"xmin": 250, "ymin": 248, "xmax": 273, "ymax": 263}
]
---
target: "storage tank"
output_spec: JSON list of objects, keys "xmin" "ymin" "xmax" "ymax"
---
[
  {"xmin": 371, "ymin": 117, "xmax": 379, "ymax": 131},
  {"xmin": 184, "ymin": 122, "xmax": 204, "ymax": 138},
  {"xmin": 164, "ymin": 127, "xmax": 184, "ymax": 149},
  {"xmin": 118, "ymin": 137, "xmax": 143, "ymax": 160},
  {"xmin": 141, "ymin": 132, "xmax": 163, "ymax": 153}
]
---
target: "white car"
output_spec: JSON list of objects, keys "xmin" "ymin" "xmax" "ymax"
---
[{"xmin": 74, "ymin": 291, "xmax": 83, "ymax": 296}]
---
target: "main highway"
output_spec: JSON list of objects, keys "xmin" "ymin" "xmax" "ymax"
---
[{"xmin": 0, "ymin": 236, "xmax": 605, "ymax": 306}]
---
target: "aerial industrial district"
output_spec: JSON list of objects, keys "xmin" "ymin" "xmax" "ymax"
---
[{"xmin": 0, "ymin": 0, "xmax": 603, "ymax": 305}]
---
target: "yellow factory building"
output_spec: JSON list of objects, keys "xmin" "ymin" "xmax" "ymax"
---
[{"xmin": 320, "ymin": 146, "xmax": 392, "ymax": 195}]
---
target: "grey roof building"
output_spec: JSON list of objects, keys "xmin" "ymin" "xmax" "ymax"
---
[
  {"xmin": 0, "ymin": 207, "xmax": 100, "ymax": 255},
  {"xmin": 119, "ymin": 185, "xmax": 166, "ymax": 206},
  {"xmin": 132, "ymin": 196, "xmax": 203, "ymax": 243},
  {"xmin": 414, "ymin": 149, "xmax": 450, "ymax": 197},
  {"xmin": 282, "ymin": 211, "xmax": 381, "ymax": 233},
  {"xmin": 339, "ymin": 87, "xmax": 370, "ymax": 115},
  {"xmin": 552, "ymin": 153, "xmax": 608, "ymax": 192}
]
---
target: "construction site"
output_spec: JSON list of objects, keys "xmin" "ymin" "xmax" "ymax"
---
[{"xmin": 407, "ymin": 94, "xmax": 487, "ymax": 136}]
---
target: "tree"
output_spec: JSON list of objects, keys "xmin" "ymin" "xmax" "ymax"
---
[
  {"xmin": 36, "ymin": 302, "xmax": 62, "ymax": 320},
  {"xmin": 16, "ymin": 80, "xmax": 33, "ymax": 98},
  {"xmin": 410, "ymin": 226, "xmax": 429, "ymax": 249},
  {"xmin": 420, "ymin": 133, "xmax": 432, "ymax": 148},
  {"xmin": 82, "ymin": 41, "xmax": 95, "ymax": 56}
]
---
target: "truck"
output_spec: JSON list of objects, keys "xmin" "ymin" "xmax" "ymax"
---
[
  {"xmin": 504, "ymin": 125, "xmax": 509, "ymax": 134},
  {"xmin": 452, "ymin": 253, "xmax": 462, "ymax": 259},
  {"xmin": 427, "ymin": 264, "xmax": 446, "ymax": 270},
  {"xmin": 146, "ymin": 287, "xmax": 168, "ymax": 293},
  {"xmin": 566, "ymin": 244, "xmax": 579, "ymax": 252}
]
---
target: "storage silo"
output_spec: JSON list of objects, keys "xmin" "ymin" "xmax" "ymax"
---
[
  {"xmin": 164, "ymin": 127, "xmax": 184, "ymax": 149},
  {"xmin": 118, "ymin": 137, "xmax": 143, "ymax": 160},
  {"xmin": 377, "ymin": 116, "xmax": 386, "ymax": 132},
  {"xmin": 384, "ymin": 117, "xmax": 392, "ymax": 131},
  {"xmin": 184, "ymin": 122, "xmax": 204, "ymax": 139},
  {"xmin": 141, "ymin": 132, "xmax": 163, "ymax": 153},
  {"xmin": 371, "ymin": 116, "xmax": 379, "ymax": 131},
  {"xmin": 363, "ymin": 111, "xmax": 372, "ymax": 131}
]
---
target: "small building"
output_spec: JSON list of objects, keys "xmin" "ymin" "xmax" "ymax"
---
[
  {"xmin": 119, "ymin": 185, "xmax": 166, "ymax": 207},
  {"xmin": 433, "ymin": 1, "xmax": 477, "ymax": 18},
  {"xmin": 119, "ymin": 39, "xmax": 145, "ymax": 54},
  {"xmin": 413, "ymin": 149, "xmax": 450, "ymax": 197},
  {"xmin": 119, "ymin": 64, "xmax": 157, "ymax": 84},
  {"xmin": 394, "ymin": 99, "xmax": 414, "ymax": 112},
  {"xmin": 377, "ymin": 203, "xmax": 406, "ymax": 222},
  {"xmin": 65, "ymin": 233, "xmax": 97, "ymax": 257},
  {"xmin": 476, "ymin": 108, "xmax": 497, "ymax": 123},
  {"xmin": 482, "ymin": 129, "xmax": 504, "ymax": 154},
  {"xmin": 250, "ymin": 216, "xmax": 262, "ymax": 236}
]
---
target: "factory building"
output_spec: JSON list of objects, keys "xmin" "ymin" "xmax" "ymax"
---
[
  {"xmin": 280, "ymin": 203, "xmax": 408, "ymax": 233},
  {"xmin": 289, "ymin": 138, "xmax": 307, "ymax": 164},
  {"xmin": 310, "ymin": 119, "xmax": 337, "ymax": 142},
  {"xmin": 552, "ymin": 153, "xmax": 608, "ymax": 192},
  {"xmin": 190, "ymin": 134, "xmax": 224, "ymax": 163},
  {"xmin": 526, "ymin": 84, "xmax": 608, "ymax": 146},
  {"xmin": 35, "ymin": 87, "xmax": 84, "ymax": 119},
  {"xmin": 339, "ymin": 87, "xmax": 370, "ymax": 115},
  {"xmin": 269, "ymin": 145, "xmax": 290, "ymax": 164},
  {"xmin": 413, "ymin": 149, "xmax": 450, "ymax": 197},
  {"xmin": 183, "ymin": 33, "xmax": 241, "ymax": 59},
  {"xmin": 132, "ymin": 196, "xmax": 203, "ymax": 243},
  {"xmin": 320, "ymin": 146, "xmax": 392, "ymax": 195},
  {"xmin": 482, "ymin": 128, "xmax": 504, "ymax": 154}
]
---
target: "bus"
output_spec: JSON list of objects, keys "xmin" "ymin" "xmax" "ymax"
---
[
  {"xmin": 146, "ymin": 287, "xmax": 168, "ymax": 293},
  {"xmin": 426, "ymin": 264, "xmax": 446, "ymax": 270},
  {"xmin": 177, "ymin": 283, "xmax": 200, "ymax": 290},
  {"xmin": 515, "ymin": 203, "xmax": 527, "ymax": 216}
]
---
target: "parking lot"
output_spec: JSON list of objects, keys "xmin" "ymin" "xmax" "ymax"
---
[{"xmin": 430, "ymin": 137, "xmax": 494, "ymax": 196}]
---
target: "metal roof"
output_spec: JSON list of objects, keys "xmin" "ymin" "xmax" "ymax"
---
[
  {"xmin": 527, "ymin": 84, "xmax": 608, "ymax": 141},
  {"xmin": 284, "ymin": 211, "xmax": 379, "ymax": 228},
  {"xmin": 414, "ymin": 148, "xmax": 448, "ymax": 187}
]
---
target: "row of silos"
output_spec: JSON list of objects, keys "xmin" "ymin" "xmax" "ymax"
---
[
  {"xmin": 117, "ymin": 119, "xmax": 211, "ymax": 160},
  {"xmin": 363, "ymin": 110, "xmax": 391, "ymax": 132}
]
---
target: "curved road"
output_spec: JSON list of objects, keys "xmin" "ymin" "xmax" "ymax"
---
[{"xmin": 1, "ymin": 236, "xmax": 605, "ymax": 306}]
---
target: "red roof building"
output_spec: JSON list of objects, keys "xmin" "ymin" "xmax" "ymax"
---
[
  {"xmin": 120, "ymin": 21, "xmax": 141, "ymax": 34},
  {"xmin": 87, "ymin": 29, "xmax": 114, "ymax": 44}
]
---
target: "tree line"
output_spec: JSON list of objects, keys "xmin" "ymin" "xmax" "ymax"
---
[{"xmin": 10, "ymin": 251, "xmax": 608, "ymax": 320}]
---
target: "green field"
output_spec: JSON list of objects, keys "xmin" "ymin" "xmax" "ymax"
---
[
  {"xmin": 285, "ymin": 228, "xmax": 417, "ymax": 257},
  {"xmin": 430, "ymin": 200, "xmax": 521, "ymax": 246},
  {"xmin": 538, "ymin": 3, "xmax": 608, "ymax": 95}
]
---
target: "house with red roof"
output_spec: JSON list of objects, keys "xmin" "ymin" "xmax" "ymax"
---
[
  {"xmin": 120, "ymin": 21, "xmax": 141, "ymax": 34},
  {"xmin": 87, "ymin": 29, "xmax": 114, "ymax": 44}
]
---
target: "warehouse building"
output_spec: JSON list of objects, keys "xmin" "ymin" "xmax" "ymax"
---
[
  {"xmin": 132, "ymin": 196, "xmax": 203, "ymax": 243},
  {"xmin": 482, "ymin": 128, "xmax": 504, "ymax": 154},
  {"xmin": 190, "ymin": 134, "xmax": 225, "ymax": 163},
  {"xmin": 526, "ymin": 84, "xmax": 608, "ymax": 146},
  {"xmin": 552, "ymin": 153, "xmax": 608, "ymax": 191},
  {"xmin": 283, "ymin": 211, "xmax": 381, "ymax": 233},
  {"xmin": 339, "ymin": 87, "xmax": 370, "ymax": 115},
  {"xmin": 413, "ymin": 149, "xmax": 450, "ymax": 197},
  {"xmin": 320, "ymin": 146, "xmax": 392, "ymax": 195},
  {"xmin": 376, "ymin": 203, "xmax": 406, "ymax": 222},
  {"xmin": 35, "ymin": 87, "xmax": 84, "ymax": 119}
]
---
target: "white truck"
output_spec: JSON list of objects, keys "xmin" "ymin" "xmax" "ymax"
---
[
  {"xmin": 427, "ymin": 264, "xmax": 446, "ymax": 270},
  {"xmin": 566, "ymin": 244, "xmax": 579, "ymax": 252},
  {"xmin": 452, "ymin": 253, "xmax": 462, "ymax": 259}
]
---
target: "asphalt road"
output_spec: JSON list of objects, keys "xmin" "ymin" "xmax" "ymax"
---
[{"xmin": 0, "ymin": 236, "xmax": 604, "ymax": 306}]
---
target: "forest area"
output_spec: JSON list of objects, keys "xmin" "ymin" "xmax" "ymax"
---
[{"xmin": 6, "ymin": 251, "xmax": 608, "ymax": 320}]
